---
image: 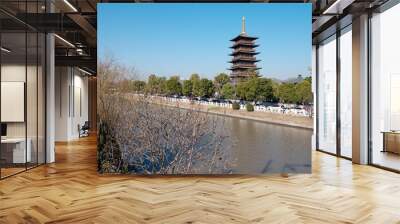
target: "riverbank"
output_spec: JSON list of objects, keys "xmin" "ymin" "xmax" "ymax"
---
[{"xmin": 149, "ymin": 96, "xmax": 313, "ymax": 130}]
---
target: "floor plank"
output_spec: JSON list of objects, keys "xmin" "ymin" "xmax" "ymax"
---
[{"xmin": 1, "ymin": 136, "xmax": 400, "ymax": 223}]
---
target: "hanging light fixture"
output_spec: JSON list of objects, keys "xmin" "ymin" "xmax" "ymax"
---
[
  {"xmin": 1, "ymin": 47, "xmax": 11, "ymax": 53},
  {"xmin": 54, "ymin": 34, "xmax": 75, "ymax": 48},
  {"xmin": 63, "ymin": 0, "xmax": 78, "ymax": 12}
]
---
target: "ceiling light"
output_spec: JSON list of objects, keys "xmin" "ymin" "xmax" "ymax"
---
[
  {"xmin": 54, "ymin": 34, "xmax": 75, "ymax": 48},
  {"xmin": 323, "ymin": 0, "xmax": 355, "ymax": 15},
  {"xmin": 63, "ymin": 0, "xmax": 78, "ymax": 12},
  {"xmin": 78, "ymin": 67, "xmax": 93, "ymax": 76},
  {"xmin": 323, "ymin": 0, "xmax": 341, "ymax": 14},
  {"xmin": 1, "ymin": 47, "xmax": 11, "ymax": 53},
  {"xmin": 76, "ymin": 48, "xmax": 85, "ymax": 55}
]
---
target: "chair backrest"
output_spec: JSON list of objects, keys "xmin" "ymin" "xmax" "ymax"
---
[{"xmin": 82, "ymin": 121, "xmax": 90, "ymax": 129}]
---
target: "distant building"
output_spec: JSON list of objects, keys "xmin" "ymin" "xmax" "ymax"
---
[{"xmin": 229, "ymin": 17, "xmax": 261, "ymax": 85}]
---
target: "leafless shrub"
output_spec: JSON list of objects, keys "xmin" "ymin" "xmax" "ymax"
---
[{"xmin": 98, "ymin": 58, "xmax": 235, "ymax": 174}]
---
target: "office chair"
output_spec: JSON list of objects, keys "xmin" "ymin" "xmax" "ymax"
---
[{"xmin": 79, "ymin": 121, "xmax": 90, "ymax": 138}]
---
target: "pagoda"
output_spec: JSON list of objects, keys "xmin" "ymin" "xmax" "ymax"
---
[{"xmin": 229, "ymin": 17, "xmax": 261, "ymax": 85}]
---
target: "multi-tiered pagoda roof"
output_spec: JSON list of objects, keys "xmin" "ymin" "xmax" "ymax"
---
[{"xmin": 229, "ymin": 17, "xmax": 261, "ymax": 85}]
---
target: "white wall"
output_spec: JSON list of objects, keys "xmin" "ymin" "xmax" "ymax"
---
[
  {"xmin": 1, "ymin": 65, "xmax": 33, "ymax": 138},
  {"xmin": 1, "ymin": 64, "xmax": 26, "ymax": 81},
  {"xmin": 1, "ymin": 82, "xmax": 25, "ymax": 122},
  {"xmin": 55, "ymin": 66, "xmax": 70, "ymax": 141},
  {"xmin": 1, "ymin": 63, "xmax": 46, "ymax": 164},
  {"xmin": 70, "ymin": 72, "xmax": 89, "ymax": 138},
  {"xmin": 55, "ymin": 67, "xmax": 89, "ymax": 141}
]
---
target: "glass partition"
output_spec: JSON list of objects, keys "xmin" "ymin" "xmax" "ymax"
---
[
  {"xmin": 0, "ymin": 2, "xmax": 46, "ymax": 179},
  {"xmin": 38, "ymin": 32, "xmax": 45, "ymax": 165},
  {"xmin": 27, "ymin": 30, "xmax": 38, "ymax": 169},
  {"xmin": 370, "ymin": 3, "xmax": 400, "ymax": 171},
  {"xmin": 1, "ymin": 30, "xmax": 28, "ymax": 177},
  {"xmin": 339, "ymin": 26, "xmax": 352, "ymax": 158},
  {"xmin": 317, "ymin": 35, "xmax": 337, "ymax": 154}
]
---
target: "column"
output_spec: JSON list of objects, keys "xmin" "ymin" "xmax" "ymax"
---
[{"xmin": 352, "ymin": 14, "xmax": 369, "ymax": 164}]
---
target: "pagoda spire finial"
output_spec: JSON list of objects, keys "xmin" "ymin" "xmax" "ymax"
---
[{"xmin": 241, "ymin": 16, "xmax": 246, "ymax": 34}]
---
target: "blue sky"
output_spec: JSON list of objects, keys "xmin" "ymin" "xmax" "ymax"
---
[{"xmin": 98, "ymin": 4, "xmax": 311, "ymax": 80}]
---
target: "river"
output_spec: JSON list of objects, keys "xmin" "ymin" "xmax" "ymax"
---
[{"xmin": 212, "ymin": 113, "xmax": 312, "ymax": 174}]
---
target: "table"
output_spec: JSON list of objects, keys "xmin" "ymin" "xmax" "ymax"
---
[{"xmin": 382, "ymin": 131, "xmax": 400, "ymax": 154}]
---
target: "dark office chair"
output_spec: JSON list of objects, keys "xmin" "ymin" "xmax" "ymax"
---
[{"xmin": 79, "ymin": 121, "xmax": 90, "ymax": 138}]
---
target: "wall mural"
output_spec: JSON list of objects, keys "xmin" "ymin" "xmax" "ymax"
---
[{"xmin": 97, "ymin": 3, "xmax": 312, "ymax": 174}]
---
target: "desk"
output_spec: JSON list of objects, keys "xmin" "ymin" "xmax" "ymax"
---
[
  {"xmin": 382, "ymin": 131, "xmax": 400, "ymax": 154},
  {"xmin": 1, "ymin": 138, "xmax": 31, "ymax": 163}
]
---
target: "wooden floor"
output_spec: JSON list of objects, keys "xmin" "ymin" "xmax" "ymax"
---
[
  {"xmin": 1, "ymin": 136, "xmax": 400, "ymax": 223},
  {"xmin": 372, "ymin": 151, "xmax": 400, "ymax": 171},
  {"xmin": 0, "ymin": 167, "xmax": 26, "ymax": 178}
]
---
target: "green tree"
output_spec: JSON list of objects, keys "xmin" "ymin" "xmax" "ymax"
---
[
  {"xmin": 146, "ymin": 74, "xmax": 159, "ymax": 94},
  {"xmin": 159, "ymin": 77, "xmax": 167, "ymax": 94},
  {"xmin": 214, "ymin": 73, "xmax": 230, "ymax": 95},
  {"xmin": 190, "ymin": 74, "xmax": 201, "ymax": 97},
  {"xmin": 189, "ymin": 73, "xmax": 200, "ymax": 82},
  {"xmin": 131, "ymin": 80, "xmax": 146, "ymax": 93},
  {"xmin": 236, "ymin": 81, "xmax": 249, "ymax": 100},
  {"xmin": 278, "ymin": 82, "xmax": 298, "ymax": 103},
  {"xmin": 296, "ymin": 78, "xmax": 312, "ymax": 104},
  {"xmin": 244, "ymin": 78, "xmax": 258, "ymax": 101},
  {"xmin": 182, "ymin": 79, "xmax": 193, "ymax": 96},
  {"xmin": 195, "ymin": 78, "xmax": 214, "ymax": 98},
  {"xmin": 220, "ymin": 83, "xmax": 235, "ymax": 99},
  {"xmin": 256, "ymin": 78, "xmax": 274, "ymax": 102},
  {"xmin": 271, "ymin": 80, "xmax": 280, "ymax": 102},
  {"xmin": 235, "ymin": 77, "xmax": 274, "ymax": 101},
  {"xmin": 146, "ymin": 75, "xmax": 168, "ymax": 95},
  {"xmin": 165, "ymin": 76, "xmax": 182, "ymax": 96}
]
